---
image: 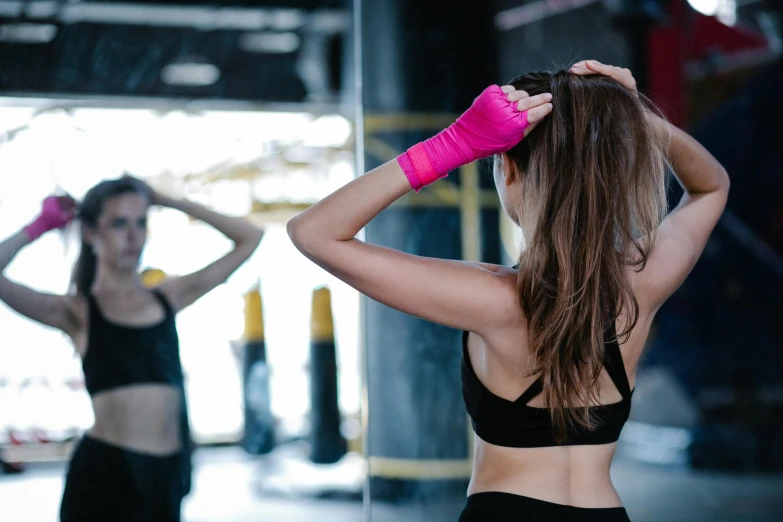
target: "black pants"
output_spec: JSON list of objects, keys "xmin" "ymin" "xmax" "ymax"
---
[
  {"xmin": 459, "ymin": 492, "xmax": 631, "ymax": 522},
  {"xmin": 60, "ymin": 435, "xmax": 185, "ymax": 522}
]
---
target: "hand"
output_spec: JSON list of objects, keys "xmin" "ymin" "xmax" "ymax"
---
[
  {"xmin": 452, "ymin": 84, "xmax": 553, "ymax": 160},
  {"xmin": 498, "ymin": 85, "xmax": 553, "ymax": 140},
  {"xmin": 569, "ymin": 60, "xmax": 637, "ymax": 92},
  {"xmin": 120, "ymin": 174, "xmax": 163, "ymax": 206},
  {"xmin": 24, "ymin": 195, "xmax": 77, "ymax": 241},
  {"xmin": 397, "ymin": 84, "xmax": 553, "ymax": 191}
]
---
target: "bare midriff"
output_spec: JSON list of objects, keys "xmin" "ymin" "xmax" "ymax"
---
[{"xmin": 88, "ymin": 384, "xmax": 182, "ymax": 456}]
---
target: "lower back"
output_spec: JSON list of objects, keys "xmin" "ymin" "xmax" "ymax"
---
[
  {"xmin": 89, "ymin": 384, "xmax": 182, "ymax": 456},
  {"xmin": 468, "ymin": 436, "xmax": 622, "ymax": 508}
]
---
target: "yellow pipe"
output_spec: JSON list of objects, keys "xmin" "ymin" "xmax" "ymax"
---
[
  {"xmin": 368, "ymin": 456, "xmax": 472, "ymax": 479},
  {"xmin": 460, "ymin": 162, "xmax": 481, "ymax": 262},
  {"xmin": 364, "ymin": 113, "xmax": 459, "ymax": 133},
  {"xmin": 311, "ymin": 286, "xmax": 335, "ymax": 342},
  {"xmin": 243, "ymin": 287, "xmax": 265, "ymax": 342}
]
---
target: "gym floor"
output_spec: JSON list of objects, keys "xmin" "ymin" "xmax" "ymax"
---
[{"xmin": 1, "ymin": 445, "xmax": 782, "ymax": 522}]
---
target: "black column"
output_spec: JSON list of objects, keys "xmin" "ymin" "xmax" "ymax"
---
[{"xmin": 360, "ymin": 0, "xmax": 497, "ymax": 514}]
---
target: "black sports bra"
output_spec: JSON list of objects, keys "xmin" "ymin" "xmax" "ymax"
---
[
  {"xmin": 82, "ymin": 290, "xmax": 184, "ymax": 396},
  {"xmin": 461, "ymin": 327, "xmax": 633, "ymax": 447}
]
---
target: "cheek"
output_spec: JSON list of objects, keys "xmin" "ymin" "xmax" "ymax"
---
[{"xmin": 102, "ymin": 230, "xmax": 126, "ymax": 251}]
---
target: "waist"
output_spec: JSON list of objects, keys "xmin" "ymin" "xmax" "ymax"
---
[
  {"xmin": 461, "ymin": 492, "xmax": 629, "ymax": 522},
  {"xmin": 468, "ymin": 435, "xmax": 622, "ymax": 507},
  {"xmin": 89, "ymin": 384, "xmax": 183, "ymax": 456}
]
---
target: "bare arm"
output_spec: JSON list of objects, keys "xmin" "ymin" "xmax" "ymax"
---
[
  {"xmin": 0, "ymin": 231, "xmax": 79, "ymax": 334},
  {"xmin": 287, "ymin": 161, "xmax": 521, "ymax": 334},
  {"xmin": 638, "ymin": 116, "xmax": 730, "ymax": 309},
  {"xmin": 155, "ymin": 195, "xmax": 264, "ymax": 311},
  {"xmin": 571, "ymin": 60, "xmax": 730, "ymax": 311},
  {"xmin": 287, "ymin": 87, "xmax": 553, "ymax": 335}
]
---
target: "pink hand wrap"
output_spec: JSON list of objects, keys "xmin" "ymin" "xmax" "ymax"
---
[
  {"xmin": 24, "ymin": 196, "xmax": 75, "ymax": 241},
  {"xmin": 397, "ymin": 85, "xmax": 532, "ymax": 191}
]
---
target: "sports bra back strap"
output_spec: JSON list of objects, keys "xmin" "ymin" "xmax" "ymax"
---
[
  {"xmin": 603, "ymin": 339, "xmax": 631, "ymax": 399},
  {"xmin": 515, "ymin": 376, "xmax": 543, "ymax": 405}
]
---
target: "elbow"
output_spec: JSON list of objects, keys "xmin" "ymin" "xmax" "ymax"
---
[
  {"xmin": 250, "ymin": 228, "xmax": 265, "ymax": 249},
  {"xmin": 719, "ymin": 166, "xmax": 730, "ymax": 193},
  {"xmin": 286, "ymin": 215, "xmax": 314, "ymax": 256},
  {"xmin": 240, "ymin": 227, "xmax": 264, "ymax": 252},
  {"xmin": 287, "ymin": 212, "xmax": 336, "ymax": 262},
  {"xmin": 715, "ymin": 166, "xmax": 730, "ymax": 203}
]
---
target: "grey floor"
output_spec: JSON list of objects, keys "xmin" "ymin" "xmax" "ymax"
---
[{"xmin": 1, "ymin": 445, "xmax": 782, "ymax": 522}]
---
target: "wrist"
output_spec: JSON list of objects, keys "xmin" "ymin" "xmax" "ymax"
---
[
  {"xmin": 23, "ymin": 220, "xmax": 48, "ymax": 242},
  {"xmin": 397, "ymin": 127, "xmax": 467, "ymax": 192}
]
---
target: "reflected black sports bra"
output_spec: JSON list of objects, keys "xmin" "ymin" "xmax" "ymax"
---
[
  {"xmin": 81, "ymin": 290, "xmax": 184, "ymax": 396},
  {"xmin": 461, "ymin": 327, "xmax": 633, "ymax": 447}
]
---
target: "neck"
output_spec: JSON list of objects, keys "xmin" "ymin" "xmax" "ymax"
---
[{"xmin": 91, "ymin": 264, "xmax": 144, "ymax": 295}]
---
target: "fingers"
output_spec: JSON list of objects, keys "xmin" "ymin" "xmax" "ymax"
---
[
  {"xmin": 517, "ymin": 92, "xmax": 551, "ymax": 112},
  {"xmin": 569, "ymin": 61, "xmax": 593, "ymax": 75},
  {"xmin": 500, "ymin": 86, "xmax": 554, "ymax": 133},
  {"xmin": 569, "ymin": 60, "xmax": 637, "ymax": 91},
  {"xmin": 525, "ymin": 103, "xmax": 553, "ymax": 127},
  {"xmin": 583, "ymin": 60, "xmax": 616, "ymax": 75},
  {"xmin": 506, "ymin": 89, "xmax": 529, "ymax": 102},
  {"xmin": 61, "ymin": 197, "xmax": 78, "ymax": 214}
]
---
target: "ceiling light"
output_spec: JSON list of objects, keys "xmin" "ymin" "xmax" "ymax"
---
[
  {"xmin": 239, "ymin": 31, "xmax": 301, "ymax": 54},
  {"xmin": 268, "ymin": 9, "xmax": 306, "ymax": 31},
  {"xmin": 0, "ymin": 23, "xmax": 58, "ymax": 43},
  {"xmin": 161, "ymin": 61, "xmax": 220, "ymax": 87},
  {"xmin": 687, "ymin": 0, "xmax": 719, "ymax": 16}
]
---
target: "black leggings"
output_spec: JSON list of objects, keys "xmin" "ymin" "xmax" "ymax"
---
[
  {"xmin": 459, "ymin": 492, "xmax": 631, "ymax": 522},
  {"xmin": 60, "ymin": 435, "xmax": 185, "ymax": 522}
]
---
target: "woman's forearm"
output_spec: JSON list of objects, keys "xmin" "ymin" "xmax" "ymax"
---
[
  {"xmin": 157, "ymin": 195, "xmax": 264, "ymax": 246},
  {"xmin": 287, "ymin": 161, "xmax": 410, "ymax": 254},
  {"xmin": 656, "ymin": 116, "xmax": 730, "ymax": 195},
  {"xmin": 0, "ymin": 231, "xmax": 31, "ymax": 272}
]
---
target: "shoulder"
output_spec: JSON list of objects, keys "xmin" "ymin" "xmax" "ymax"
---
[
  {"xmin": 466, "ymin": 262, "xmax": 523, "ymax": 331},
  {"xmin": 150, "ymin": 281, "xmax": 182, "ymax": 313}
]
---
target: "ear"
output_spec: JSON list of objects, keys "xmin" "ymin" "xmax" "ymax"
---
[{"xmin": 501, "ymin": 154, "xmax": 519, "ymax": 186}]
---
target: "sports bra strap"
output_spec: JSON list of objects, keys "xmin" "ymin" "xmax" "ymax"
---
[
  {"xmin": 515, "ymin": 377, "xmax": 543, "ymax": 405},
  {"xmin": 603, "ymin": 339, "xmax": 632, "ymax": 399},
  {"xmin": 85, "ymin": 293, "xmax": 103, "ymax": 323},
  {"xmin": 150, "ymin": 289, "xmax": 174, "ymax": 316}
]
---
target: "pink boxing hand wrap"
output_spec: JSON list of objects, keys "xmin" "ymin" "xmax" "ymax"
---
[
  {"xmin": 24, "ymin": 196, "xmax": 74, "ymax": 241},
  {"xmin": 397, "ymin": 85, "xmax": 532, "ymax": 191}
]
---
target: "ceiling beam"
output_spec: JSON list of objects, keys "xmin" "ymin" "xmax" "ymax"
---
[{"xmin": 0, "ymin": 1, "xmax": 349, "ymax": 31}]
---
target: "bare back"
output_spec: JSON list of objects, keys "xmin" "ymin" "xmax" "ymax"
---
[{"xmin": 465, "ymin": 265, "xmax": 656, "ymax": 508}]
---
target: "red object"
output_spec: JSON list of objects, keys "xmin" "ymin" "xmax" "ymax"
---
[{"xmin": 646, "ymin": 0, "xmax": 772, "ymax": 128}]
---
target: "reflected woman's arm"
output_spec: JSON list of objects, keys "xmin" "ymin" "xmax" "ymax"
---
[
  {"xmin": 0, "ymin": 197, "xmax": 81, "ymax": 334},
  {"xmin": 147, "ymin": 188, "xmax": 265, "ymax": 312}
]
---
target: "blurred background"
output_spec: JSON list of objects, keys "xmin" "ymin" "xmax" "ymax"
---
[{"xmin": 0, "ymin": 0, "xmax": 781, "ymax": 521}]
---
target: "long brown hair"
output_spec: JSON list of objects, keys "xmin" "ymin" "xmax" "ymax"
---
[{"xmin": 504, "ymin": 70, "xmax": 669, "ymax": 441}]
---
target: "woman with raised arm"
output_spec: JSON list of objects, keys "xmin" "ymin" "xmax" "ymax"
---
[
  {"xmin": 0, "ymin": 175, "xmax": 264, "ymax": 522},
  {"xmin": 287, "ymin": 60, "xmax": 729, "ymax": 521}
]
